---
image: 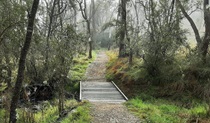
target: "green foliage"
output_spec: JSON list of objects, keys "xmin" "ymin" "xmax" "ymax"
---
[
  {"xmin": 106, "ymin": 50, "xmax": 210, "ymax": 121},
  {"xmin": 34, "ymin": 105, "xmax": 58, "ymax": 123},
  {"xmin": 17, "ymin": 108, "xmax": 36, "ymax": 123},
  {"xmin": 106, "ymin": 51, "xmax": 147, "ymax": 84},
  {"xmin": 0, "ymin": 109, "xmax": 7, "ymax": 123},
  {"xmin": 25, "ymin": 24, "xmax": 88, "ymax": 86},
  {"xmin": 184, "ymin": 54, "xmax": 210, "ymax": 82},
  {"xmin": 65, "ymin": 51, "xmax": 96, "ymax": 92},
  {"xmin": 0, "ymin": 83, "xmax": 7, "ymax": 91},
  {"xmin": 70, "ymin": 51, "xmax": 96, "ymax": 82},
  {"xmin": 126, "ymin": 97, "xmax": 208, "ymax": 123},
  {"xmin": 14, "ymin": 100, "xmax": 91, "ymax": 123},
  {"xmin": 95, "ymin": 32, "xmax": 112, "ymax": 48},
  {"xmin": 190, "ymin": 105, "xmax": 208, "ymax": 118},
  {"xmin": 61, "ymin": 102, "xmax": 92, "ymax": 123},
  {"xmin": 16, "ymin": 101, "xmax": 57, "ymax": 123},
  {"xmin": 101, "ymin": 20, "xmax": 118, "ymax": 31},
  {"xmin": 140, "ymin": 0, "xmax": 187, "ymax": 85}
]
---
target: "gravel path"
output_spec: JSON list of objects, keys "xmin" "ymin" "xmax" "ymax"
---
[
  {"xmin": 84, "ymin": 51, "xmax": 141, "ymax": 123},
  {"xmin": 85, "ymin": 51, "xmax": 109, "ymax": 82}
]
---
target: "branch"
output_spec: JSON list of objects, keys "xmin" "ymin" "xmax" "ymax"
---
[
  {"xmin": 0, "ymin": 21, "xmax": 23, "ymax": 44},
  {"xmin": 177, "ymin": 0, "xmax": 202, "ymax": 45},
  {"xmin": 77, "ymin": 0, "xmax": 87, "ymax": 20},
  {"xmin": 53, "ymin": 1, "xmax": 67, "ymax": 17}
]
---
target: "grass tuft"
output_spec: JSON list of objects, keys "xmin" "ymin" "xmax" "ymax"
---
[
  {"xmin": 61, "ymin": 101, "xmax": 91, "ymax": 123},
  {"xmin": 126, "ymin": 98, "xmax": 206, "ymax": 123},
  {"xmin": 106, "ymin": 50, "xmax": 210, "ymax": 122}
]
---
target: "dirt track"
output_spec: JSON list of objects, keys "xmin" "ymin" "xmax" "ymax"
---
[{"xmin": 85, "ymin": 51, "xmax": 140, "ymax": 123}]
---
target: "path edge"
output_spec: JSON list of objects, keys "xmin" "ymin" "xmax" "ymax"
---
[{"xmin": 111, "ymin": 81, "xmax": 128, "ymax": 101}]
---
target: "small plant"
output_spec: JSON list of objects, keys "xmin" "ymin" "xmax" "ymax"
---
[
  {"xmin": 190, "ymin": 105, "xmax": 208, "ymax": 118},
  {"xmin": 61, "ymin": 101, "xmax": 92, "ymax": 123},
  {"xmin": 17, "ymin": 108, "xmax": 35, "ymax": 123}
]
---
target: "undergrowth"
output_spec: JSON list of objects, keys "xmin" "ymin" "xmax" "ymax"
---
[
  {"xmin": 15, "ymin": 100, "xmax": 91, "ymax": 123},
  {"xmin": 106, "ymin": 50, "xmax": 210, "ymax": 123},
  {"xmin": 61, "ymin": 101, "xmax": 91, "ymax": 123},
  {"xmin": 126, "ymin": 97, "xmax": 209, "ymax": 123},
  {"xmin": 0, "ymin": 51, "xmax": 96, "ymax": 123},
  {"xmin": 66, "ymin": 51, "xmax": 97, "ymax": 92},
  {"xmin": 70, "ymin": 51, "xmax": 97, "ymax": 82}
]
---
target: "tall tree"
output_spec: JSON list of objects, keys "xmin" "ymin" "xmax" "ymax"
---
[
  {"xmin": 118, "ymin": 0, "xmax": 127, "ymax": 57},
  {"xmin": 9, "ymin": 0, "xmax": 40, "ymax": 122},
  {"xmin": 77, "ymin": 0, "xmax": 92, "ymax": 58},
  {"xmin": 91, "ymin": 0, "xmax": 96, "ymax": 49},
  {"xmin": 126, "ymin": 0, "xmax": 141, "ymax": 65},
  {"xmin": 177, "ymin": 0, "xmax": 210, "ymax": 63}
]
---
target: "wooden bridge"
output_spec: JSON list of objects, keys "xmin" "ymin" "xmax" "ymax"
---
[{"xmin": 80, "ymin": 81, "xmax": 128, "ymax": 103}]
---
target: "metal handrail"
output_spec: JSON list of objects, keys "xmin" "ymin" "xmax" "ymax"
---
[
  {"xmin": 111, "ymin": 81, "xmax": 128, "ymax": 101},
  {"xmin": 79, "ymin": 81, "xmax": 82, "ymax": 101}
]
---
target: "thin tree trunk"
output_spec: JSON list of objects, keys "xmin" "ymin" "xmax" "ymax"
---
[
  {"xmin": 129, "ymin": 48, "xmax": 133, "ymax": 65},
  {"xmin": 9, "ymin": 0, "xmax": 39, "ymax": 122},
  {"xmin": 176, "ymin": 0, "xmax": 202, "ymax": 46},
  {"xmin": 45, "ymin": 0, "xmax": 57, "ymax": 72},
  {"xmin": 58, "ymin": 1, "xmax": 65, "ymax": 117},
  {"xmin": 88, "ymin": 20, "xmax": 92, "ymax": 59},
  {"xmin": 177, "ymin": 0, "xmax": 210, "ymax": 63},
  {"xmin": 91, "ymin": 0, "xmax": 96, "ymax": 49},
  {"xmin": 78, "ymin": 0, "xmax": 92, "ymax": 58}
]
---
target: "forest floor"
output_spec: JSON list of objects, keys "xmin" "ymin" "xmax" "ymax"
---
[{"xmin": 84, "ymin": 51, "xmax": 140, "ymax": 123}]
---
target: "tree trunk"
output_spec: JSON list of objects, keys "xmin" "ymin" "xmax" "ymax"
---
[
  {"xmin": 177, "ymin": 0, "xmax": 210, "ymax": 63},
  {"xmin": 88, "ymin": 41, "xmax": 93, "ymax": 58},
  {"xmin": 202, "ymin": 0, "xmax": 210, "ymax": 62},
  {"xmin": 58, "ymin": 74, "xmax": 64, "ymax": 117},
  {"xmin": 58, "ymin": 1, "xmax": 65, "ymax": 117},
  {"xmin": 87, "ymin": 19, "xmax": 92, "ymax": 59},
  {"xmin": 45, "ymin": 0, "xmax": 57, "ymax": 72},
  {"xmin": 78, "ymin": 0, "xmax": 92, "ymax": 59},
  {"xmin": 119, "ymin": 0, "xmax": 127, "ymax": 58},
  {"xmin": 91, "ymin": 0, "xmax": 96, "ymax": 49},
  {"xmin": 129, "ymin": 48, "xmax": 133, "ymax": 65},
  {"xmin": 176, "ymin": 0, "xmax": 202, "ymax": 46},
  {"xmin": 9, "ymin": 0, "xmax": 39, "ymax": 122}
]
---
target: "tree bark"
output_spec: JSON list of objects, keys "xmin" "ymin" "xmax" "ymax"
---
[
  {"xmin": 176, "ymin": 0, "xmax": 202, "ymax": 46},
  {"xmin": 87, "ymin": 19, "xmax": 92, "ymax": 59},
  {"xmin": 129, "ymin": 47, "xmax": 133, "ymax": 65},
  {"xmin": 91, "ymin": 0, "xmax": 96, "ymax": 49},
  {"xmin": 57, "ymin": 1, "xmax": 65, "ymax": 117},
  {"xmin": 9, "ymin": 0, "xmax": 39, "ymax": 122},
  {"xmin": 45, "ymin": 0, "xmax": 57, "ymax": 71},
  {"xmin": 177, "ymin": 0, "xmax": 210, "ymax": 62},
  {"xmin": 202, "ymin": 0, "xmax": 210, "ymax": 62},
  {"xmin": 77, "ymin": 0, "xmax": 92, "ymax": 58},
  {"xmin": 119, "ymin": 0, "xmax": 127, "ymax": 58}
]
